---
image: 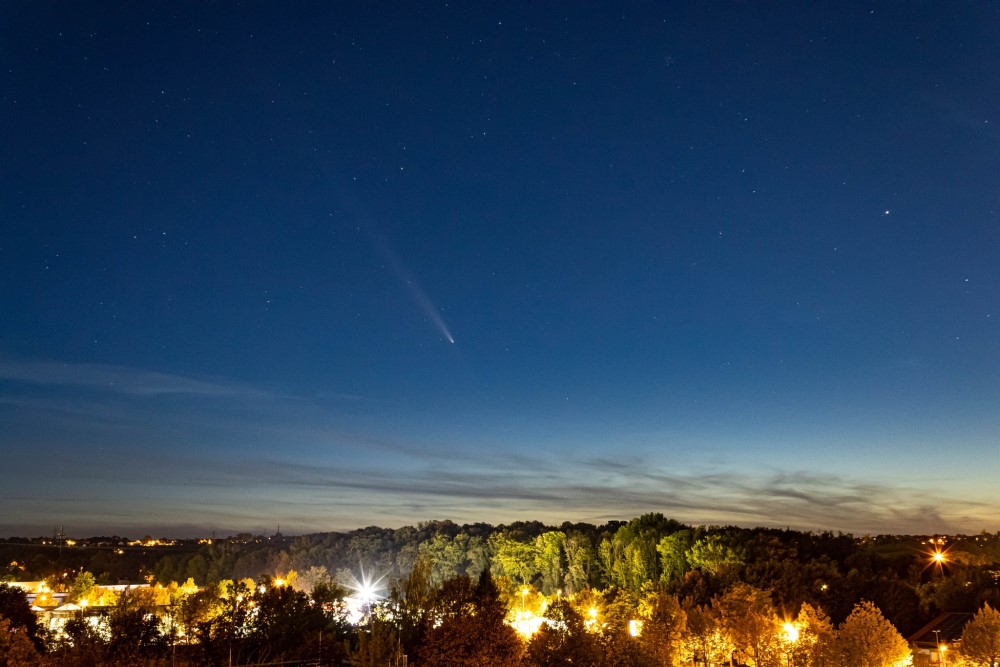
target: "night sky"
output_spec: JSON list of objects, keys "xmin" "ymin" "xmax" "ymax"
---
[{"xmin": 2, "ymin": 3, "xmax": 998, "ymax": 537}]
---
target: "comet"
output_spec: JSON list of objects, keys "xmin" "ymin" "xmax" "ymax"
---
[{"xmin": 373, "ymin": 235, "xmax": 455, "ymax": 344}]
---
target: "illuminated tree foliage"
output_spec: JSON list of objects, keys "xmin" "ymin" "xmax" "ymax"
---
[
  {"xmin": 960, "ymin": 603, "xmax": 1000, "ymax": 667},
  {"xmin": 15, "ymin": 519, "xmax": 1000, "ymax": 666},
  {"xmin": 834, "ymin": 600, "xmax": 911, "ymax": 667},
  {"xmin": 637, "ymin": 590, "xmax": 688, "ymax": 667},
  {"xmin": 790, "ymin": 602, "xmax": 836, "ymax": 667},
  {"xmin": 491, "ymin": 533, "xmax": 539, "ymax": 585},
  {"xmin": 680, "ymin": 602, "xmax": 734, "ymax": 667},
  {"xmin": 715, "ymin": 583, "xmax": 781, "ymax": 667}
]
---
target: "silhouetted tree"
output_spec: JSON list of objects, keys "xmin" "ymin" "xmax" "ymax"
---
[
  {"xmin": 0, "ymin": 585, "xmax": 42, "ymax": 651},
  {"xmin": 417, "ymin": 570, "xmax": 523, "ymax": 667},
  {"xmin": 0, "ymin": 616, "xmax": 42, "ymax": 667}
]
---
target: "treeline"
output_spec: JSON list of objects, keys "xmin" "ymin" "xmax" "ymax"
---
[
  {"xmin": 7, "ymin": 565, "xmax": 1000, "ymax": 667},
  {"xmin": 147, "ymin": 515, "xmax": 1000, "ymax": 635},
  {"xmin": 8, "ymin": 515, "xmax": 1000, "ymax": 635}
]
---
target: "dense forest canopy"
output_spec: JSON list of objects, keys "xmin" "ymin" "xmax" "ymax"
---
[{"xmin": 6, "ymin": 515, "xmax": 1000, "ymax": 636}]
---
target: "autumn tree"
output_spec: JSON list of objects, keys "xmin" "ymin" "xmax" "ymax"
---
[
  {"xmin": 960, "ymin": 603, "xmax": 1000, "ymax": 667},
  {"xmin": 789, "ymin": 602, "xmax": 836, "ymax": 667},
  {"xmin": 416, "ymin": 570, "xmax": 524, "ymax": 667},
  {"xmin": 637, "ymin": 589, "xmax": 688, "ymax": 667},
  {"xmin": 715, "ymin": 583, "xmax": 783, "ymax": 667},
  {"xmin": 834, "ymin": 600, "xmax": 910, "ymax": 667},
  {"xmin": 0, "ymin": 616, "xmax": 42, "ymax": 667},
  {"xmin": 680, "ymin": 602, "xmax": 734, "ymax": 667},
  {"xmin": 175, "ymin": 583, "xmax": 220, "ymax": 644}
]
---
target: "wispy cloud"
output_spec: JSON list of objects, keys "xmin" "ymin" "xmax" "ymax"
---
[
  {"xmin": 0, "ymin": 357, "xmax": 271, "ymax": 398},
  {"xmin": 94, "ymin": 449, "xmax": 992, "ymax": 536},
  {"xmin": 3, "ymin": 357, "xmax": 996, "ymax": 537}
]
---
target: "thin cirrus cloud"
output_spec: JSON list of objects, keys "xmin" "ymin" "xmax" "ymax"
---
[
  {"xmin": 1, "ymin": 356, "xmax": 991, "ymax": 536},
  {"xmin": 0, "ymin": 357, "xmax": 271, "ymax": 398},
  {"xmin": 112, "ymin": 448, "xmax": 979, "ymax": 536}
]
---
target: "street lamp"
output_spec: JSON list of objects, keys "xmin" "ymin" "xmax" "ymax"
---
[{"xmin": 783, "ymin": 622, "xmax": 800, "ymax": 667}]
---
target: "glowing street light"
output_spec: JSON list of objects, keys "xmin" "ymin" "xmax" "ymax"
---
[{"xmin": 782, "ymin": 621, "xmax": 800, "ymax": 667}]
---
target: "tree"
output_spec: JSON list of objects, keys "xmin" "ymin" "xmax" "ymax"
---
[
  {"xmin": 715, "ymin": 583, "xmax": 781, "ymax": 667},
  {"xmin": 248, "ymin": 581, "xmax": 328, "ymax": 663},
  {"xmin": 657, "ymin": 530, "xmax": 694, "ymax": 584},
  {"xmin": 67, "ymin": 571, "xmax": 96, "ymax": 604},
  {"xmin": 420, "ymin": 533, "xmax": 471, "ymax": 585},
  {"xmin": 391, "ymin": 555, "xmax": 436, "ymax": 658},
  {"xmin": 525, "ymin": 598, "xmax": 601, "ymax": 667},
  {"xmin": 491, "ymin": 534, "xmax": 538, "ymax": 585},
  {"xmin": 0, "ymin": 585, "xmax": 41, "ymax": 652},
  {"xmin": 637, "ymin": 590, "xmax": 687, "ymax": 667},
  {"xmin": 296, "ymin": 564, "xmax": 334, "ymax": 594},
  {"xmin": 176, "ymin": 584, "xmax": 220, "ymax": 644},
  {"xmin": 416, "ymin": 571, "xmax": 524, "ymax": 667},
  {"xmin": 350, "ymin": 611, "xmax": 400, "ymax": 667},
  {"xmin": 105, "ymin": 587, "xmax": 166, "ymax": 665},
  {"xmin": 534, "ymin": 532, "xmax": 567, "ymax": 595},
  {"xmin": 0, "ymin": 616, "xmax": 42, "ymax": 667},
  {"xmin": 680, "ymin": 602, "xmax": 734, "ymax": 667},
  {"xmin": 790, "ymin": 602, "xmax": 836, "ymax": 667},
  {"xmin": 564, "ymin": 531, "xmax": 596, "ymax": 593},
  {"xmin": 688, "ymin": 534, "xmax": 744, "ymax": 583},
  {"xmin": 834, "ymin": 600, "xmax": 910, "ymax": 667},
  {"xmin": 960, "ymin": 603, "xmax": 1000, "ymax": 667},
  {"xmin": 600, "ymin": 516, "xmax": 675, "ymax": 594},
  {"xmin": 54, "ymin": 615, "xmax": 103, "ymax": 667}
]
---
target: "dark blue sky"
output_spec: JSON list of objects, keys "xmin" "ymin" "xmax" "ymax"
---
[{"xmin": 2, "ymin": 2, "xmax": 998, "ymax": 537}]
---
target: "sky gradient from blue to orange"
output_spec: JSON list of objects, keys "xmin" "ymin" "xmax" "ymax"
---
[{"xmin": 2, "ymin": 2, "xmax": 998, "ymax": 537}]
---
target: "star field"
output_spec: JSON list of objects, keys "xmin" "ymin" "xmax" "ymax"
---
[{"xmin": 1, "ymin": 2, "xmax": 998, "ymax": 536}]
